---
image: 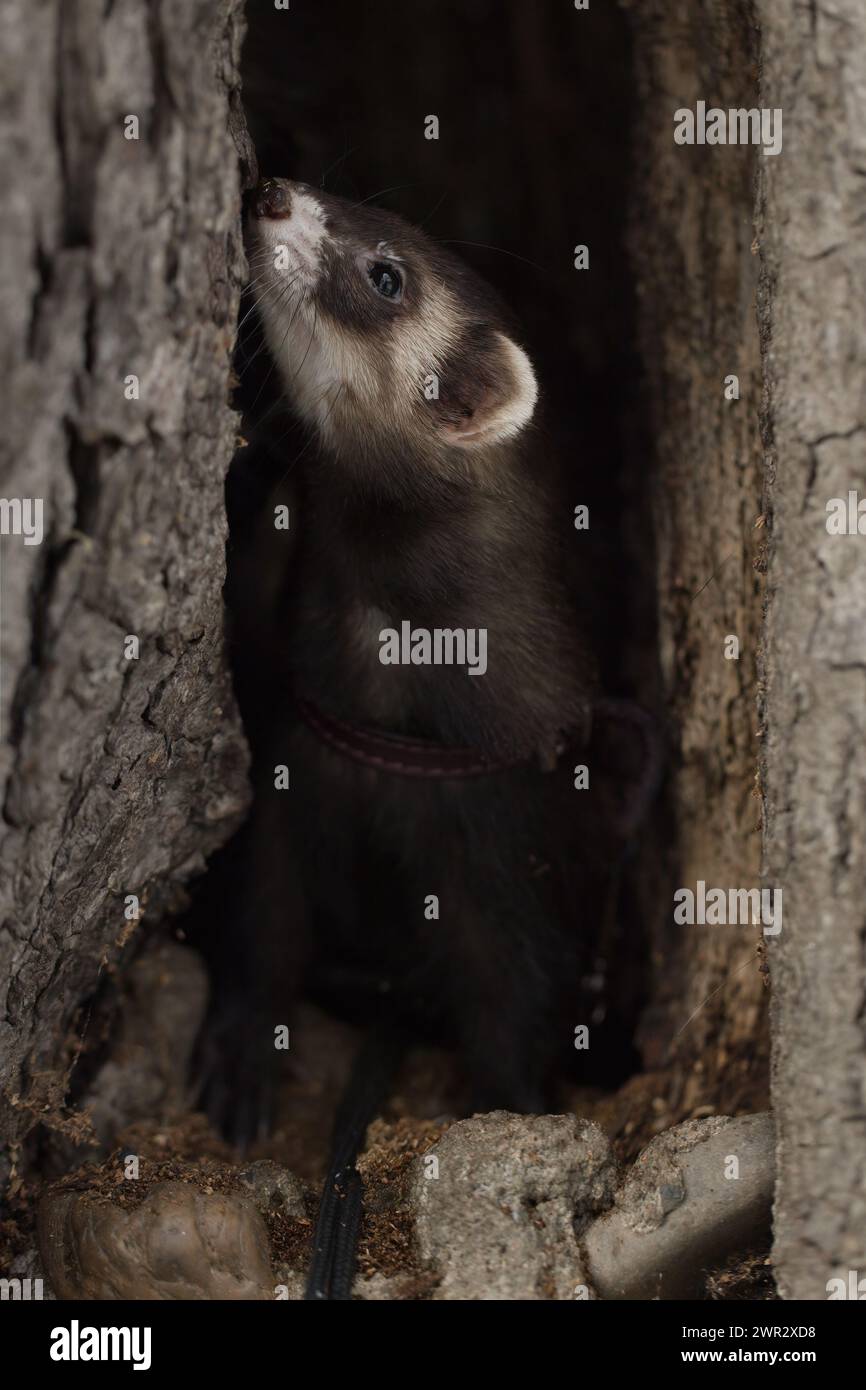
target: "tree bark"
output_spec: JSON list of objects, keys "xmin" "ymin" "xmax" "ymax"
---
[
  {"xmin": 756, "ymin": 0, "xmax": 866, "ymax": 1301},
  {"xmin": 0, "ymin": 0, "xmax": 250, "ymax": 1188},
  {"xmin": 629, "ymin": 0, "xmax": 866, "ymax": 1296},
  {"xmin": 626, "ymin": 0, "xmax": 770, "ymax": 1116}
]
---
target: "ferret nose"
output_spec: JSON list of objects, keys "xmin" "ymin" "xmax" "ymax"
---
[{"xmin": 253, "ymin": 178, "xmax": 292, "ymax": 219}]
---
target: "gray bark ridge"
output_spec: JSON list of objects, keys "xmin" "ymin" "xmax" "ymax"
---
[
  {"xmin": 756, "ymin": 0, "xmax": 866, "ymax": 1299},
  {"xmin": 0, "ymin": 0, "xmax": 250, "ymax": 1182}
]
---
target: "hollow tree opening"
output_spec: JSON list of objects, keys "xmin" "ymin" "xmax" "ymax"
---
[{"xmin": 228, "ymin": 0, "xmax": 655, "ymax": 1090}]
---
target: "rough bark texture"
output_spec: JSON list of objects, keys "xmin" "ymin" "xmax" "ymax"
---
[
  {"xmin": 625, "ymin": 0, "xmax": 770, "ymax": 1114},
  {"xmin": 0, "ymin": 0, "xmax": 250, "ymax": 1187},
  {"xmin": 756, "ymin": 0, "xmax": 866, "ymax": 1300}
]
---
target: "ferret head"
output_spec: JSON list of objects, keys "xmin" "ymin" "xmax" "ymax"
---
[{"xmin": 246, "ymin": 178, "xmax": 538, "ymax": 473}]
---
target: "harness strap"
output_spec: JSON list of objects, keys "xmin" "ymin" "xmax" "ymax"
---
[
  {"xmin": 296, "ymin": 697, "xmax": 664, "ymax": 824},
  {"xmin": 296, "ymin": 697, "xmax": 521, "ymax": 778}
]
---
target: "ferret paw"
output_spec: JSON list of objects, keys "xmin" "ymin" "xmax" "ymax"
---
[{"xmin": 191, "ymin": 999, "xmax": 282, "ymax": 1152}]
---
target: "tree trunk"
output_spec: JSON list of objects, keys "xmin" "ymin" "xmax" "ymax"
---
[
  {"xmin": 626, "ymin": 0, "xmax": 770, "ymax": 1117},
  {"xmin": 629, "ymin": 0, "xmax": 866, "ymax": 1297},
  {"xmin": 0, "ymin": 0, "xmax": 251, "ymax": 1189},
  {"xmin": 756, "ymin": 0, "xmax": 866, "ymax": 1301}
]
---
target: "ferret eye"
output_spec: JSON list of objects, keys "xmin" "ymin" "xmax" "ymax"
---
[{"xmin": 368, "ymin": 261, "xmax": 403, "ymax": 301}]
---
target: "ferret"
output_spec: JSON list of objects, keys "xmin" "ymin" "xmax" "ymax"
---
[{"xmin": 195, "ymin": 178, "xmax": 650, "ymax": 1145}]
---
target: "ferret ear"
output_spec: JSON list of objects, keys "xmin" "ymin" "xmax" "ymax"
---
[{"xmin": 431, "ymin": 329, "xmax": 538, "ymax": 448}]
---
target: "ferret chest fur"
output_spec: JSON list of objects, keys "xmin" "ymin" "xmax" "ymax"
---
[{"xmin": 286, "ymin": 441, "xmax": 590, "ymax": 760}]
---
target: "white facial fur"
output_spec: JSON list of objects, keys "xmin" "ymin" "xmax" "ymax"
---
[
  {"xmin": 247, "ymin": 187, "xmax": 342, "ymax": 436},
  {"xmin": 247, "ymin": 183, "xmax": 538, "ymax": 455}
]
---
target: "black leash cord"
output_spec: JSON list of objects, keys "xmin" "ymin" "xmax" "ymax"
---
[{"xmin": 305, "ymin": 1026, "xmax": 406, "ymax": 1301}]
